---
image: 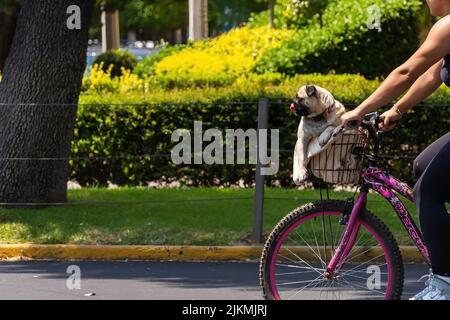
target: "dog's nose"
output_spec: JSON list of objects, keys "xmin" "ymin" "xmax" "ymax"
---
[{"xmin": 290, "ymin": 103, "xmax": 296, "ymax": 113}]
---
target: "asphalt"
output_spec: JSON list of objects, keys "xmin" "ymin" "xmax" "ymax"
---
[{"xmin": 0, "ymin": 261, "xmax": 429, "ymax": 300}]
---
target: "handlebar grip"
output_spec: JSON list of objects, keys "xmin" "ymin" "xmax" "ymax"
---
[
  {"xmin": 377, "ymin": 116, "xmax": 399, "ymax": 129},
  {"xmin": 378, "ymin": 115, "xmax": 399, "ymax": 124},
  {"xmin": 347, "ymin": 120, "xmax": 360, "ymax": 129}
]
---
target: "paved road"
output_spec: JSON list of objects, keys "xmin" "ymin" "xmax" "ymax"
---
[{"xmin": 0, "ymin": 261, "xmax": 429, "ymax": 300}]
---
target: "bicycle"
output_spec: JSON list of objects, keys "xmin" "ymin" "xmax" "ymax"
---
[{"xmin": 259, "ymin": 112, "xmax": 435, "ymax": 300}]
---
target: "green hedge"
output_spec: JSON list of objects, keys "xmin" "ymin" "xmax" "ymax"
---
[
  {"xmin": 255, "ymin": 0, "xmax": 423, "ymax": 79},
  {"xmin": 74, "ymin": 74, "xmax": 450, "ymax": 187},
  {"xmin": 72, "ymin": 102, "xmax": 257, "ymax": 186}
]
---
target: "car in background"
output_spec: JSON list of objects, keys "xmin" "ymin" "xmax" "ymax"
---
[{"xmin": 86, "ymin": 39, "xmax": 159, "ymax": 70}]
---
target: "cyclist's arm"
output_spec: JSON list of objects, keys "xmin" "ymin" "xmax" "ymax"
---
[
  {"xmin": 354, "ymin": 16, "xmax": 450, "ymax": 115},
  {"xmin": 393, "ymin": 60, "xmax": 443, "ymax": 113}
]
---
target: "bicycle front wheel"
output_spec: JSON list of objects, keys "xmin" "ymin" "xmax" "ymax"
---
[{"xmin": 260, "ymin": 200, "xmax": 404, "ymax": 300}]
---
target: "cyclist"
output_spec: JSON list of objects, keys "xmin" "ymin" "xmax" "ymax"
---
[{"xmin": 341, "ymin": 0, "xmax": 450, "ymax": 300}]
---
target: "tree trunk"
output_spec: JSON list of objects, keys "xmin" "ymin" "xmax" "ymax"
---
[
  {"xmin": 0, "ymin": 0, "xmax": 94, "ymax": 205},
  {"xmin": 268, "ymin": 0, "xmax": 276, "ymax": 28},
  {"xmin": 0, "ymin": 3, "xmax": 20, "ymax": 71},
  {"xmin": 101, "ymin": 10, "xmax": 121, "ymax": 52}
]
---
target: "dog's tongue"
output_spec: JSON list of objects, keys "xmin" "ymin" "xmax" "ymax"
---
[{"xmin": 289, "ymin": 103, "xmax": 296, "ymax": 113}]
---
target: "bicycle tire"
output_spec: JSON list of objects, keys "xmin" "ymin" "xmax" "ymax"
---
[{"xmin": 259, "ymin": 200, "xmax": 404, "ymax": 300}]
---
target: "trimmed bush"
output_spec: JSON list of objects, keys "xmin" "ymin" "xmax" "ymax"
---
[
  {"xmin": 255, "ymin": 0, "xmax": 423, "ymax": 79},
  {"xmin": 127, "ymin": 0, "xmax": 424, "ymax": 87},
  {"xmin": 134, "ymin": 44, "xmax": 188, "ymax": 78},
  {"xmin": 72, "ymin": 102, "xmax": 258, "ymax": 186},
  {"xmin": 81, "ymin": 64, "xmax": 143, "ymax": 95},
  {"xmin": 93, "ymin": 49, "xmax": 138, "ymax": 78},
  {"xmin": 151, "ymin": 27, "xmax": 295, "ymax": 87},
  {"xmin": 76, "ymin": 72, "xmax": 450, "ymax": 187},
  {"xmin": 81, "ymin": 66, "xmax": 380, "ymax": 104}
]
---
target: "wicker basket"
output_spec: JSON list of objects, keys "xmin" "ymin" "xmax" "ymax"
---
[{"xmin": 308, "ymin": 130, "xmax": 367, "ymax": 185}]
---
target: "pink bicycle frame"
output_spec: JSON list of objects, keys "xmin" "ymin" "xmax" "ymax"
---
[{"xmin": 326, "ymin": 166, "xmax": 431, "ymax": 275}]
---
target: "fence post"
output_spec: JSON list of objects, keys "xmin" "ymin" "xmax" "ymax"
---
[{"xmin": 252, "ymin": 98, "xmax": 269, "ymax": 244}]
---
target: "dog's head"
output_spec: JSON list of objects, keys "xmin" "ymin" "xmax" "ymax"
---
[{"xmin": 290, "ymin": 85, "xmax": 335, "ymax": 119}]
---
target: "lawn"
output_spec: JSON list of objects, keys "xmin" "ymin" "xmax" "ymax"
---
[{"xmin": 0, "ymin": 187, "xmax": 421, "ymax": 246}]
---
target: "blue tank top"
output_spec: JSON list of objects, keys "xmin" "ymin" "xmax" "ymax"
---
[{"xmin": 440, "ymin": 55, "xmax": 450, "ymax": 87}]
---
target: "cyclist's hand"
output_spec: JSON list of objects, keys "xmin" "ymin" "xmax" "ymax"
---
[
  {"xmin": 341, "ymin": 108, "xmax": 364, "ymax": 129},
  {"xmin": 379, "ymin": 107, "xmax": 402, "ymax": 132}
]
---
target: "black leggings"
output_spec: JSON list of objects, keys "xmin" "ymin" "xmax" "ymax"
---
[{"xmin": 413, "ymin": 132, "xmax": 450, "ymax": 276}]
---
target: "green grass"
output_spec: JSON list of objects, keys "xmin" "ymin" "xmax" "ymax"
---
[{"xmin": 0, "ymin": 187, "xmax": 423, "ymax": 246}]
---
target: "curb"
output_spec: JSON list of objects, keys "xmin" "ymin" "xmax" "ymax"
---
[{"xmin": 0, "ymin": 244, "xmax": 425, "ymax": 263}]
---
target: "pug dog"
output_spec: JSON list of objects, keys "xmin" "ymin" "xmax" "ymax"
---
[{"xmin": 290, "ymin": 85, "xmax": 346, "ymax": 184}]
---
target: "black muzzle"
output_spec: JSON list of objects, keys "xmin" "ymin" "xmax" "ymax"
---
[{"xmin": 290, "ymin": 98, "xmax": 309, "ymax": 117}]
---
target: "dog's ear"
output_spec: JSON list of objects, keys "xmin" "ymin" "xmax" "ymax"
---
[{"xmin": 306, "ymin": 85, "xmax": 317, "ymax": 97}]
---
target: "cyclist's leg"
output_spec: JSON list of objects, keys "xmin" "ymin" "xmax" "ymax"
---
[
  {"xmin": 413, "ymin": 132, "xmax": 450, "ymax": 179},
  {"xmin": 413, "ymin": 134, "xmax": 450, "ymax": 277}
]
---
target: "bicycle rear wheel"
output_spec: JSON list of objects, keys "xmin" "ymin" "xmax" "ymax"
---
[{"xmin": 260, "ymin": 200, "xmax": 404, "ymax": 300}]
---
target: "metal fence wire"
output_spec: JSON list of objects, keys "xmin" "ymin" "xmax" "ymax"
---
[{"xmin": 0, "ymin": 100, "xmax": 447, "ymax": 163}]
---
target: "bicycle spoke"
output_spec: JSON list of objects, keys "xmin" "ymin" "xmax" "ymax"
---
[
  {"xmin": 278, "ymin": 278, "xmax": 326, "ymax": 286},
  {"xmin": 344, "ymin": 245, "xmax": 381, "ymax": 264},
  {"xmin": 282, "ymin": 248, "xmax": 325, "ymax": 276},
  {"xmin": 275, "ymin": 263, "xmax": 324, "ymax": 271},
  {"xmin": 340, "ymin": 272, "xmax": 375, "ymax": 282},
  {"xmin": 337, "ymin": 277, "xmax": 386, "ymax": 297},
  {"xmin": 338, "ymin": 253, "xmax": 385, "ymax": 274},
  {"xmin": 289, "ymin": 232, "xmax": 327, "ymax": 268},
  {"xmin": 275, "ymin": 270, "xmax": 320, "ymax": 276},
  {"xmin": 351, "ymin": 232, "xmax": 377, "ymax": 250},
  {"xmin": 328, "ymin": 215, "xmax": 335, "ymax": 252},
  {"xmin": 310, "ymin": 220, "xmax": 327, "ymax": 269},
  {"xmin": 341, "ymin": 263, "xmax": 388, "ymax": 277},
  {"xmin": 287, "ymin": 274, "xmax": 326, "ymax": 300},
  {"xmin": 268, "ymin": 210, "xmax": 394, "ymax": 301},
  {"xmin": 321, "ymin": 213, "xmax": 328, "ymax": 264}
]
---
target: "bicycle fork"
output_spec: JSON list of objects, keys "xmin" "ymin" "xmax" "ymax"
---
[{"xmin": 325, "ymin": 190, "xmax": 367, "ymax": 277}]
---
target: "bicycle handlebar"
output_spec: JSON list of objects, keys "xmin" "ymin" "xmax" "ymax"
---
[
  {"xmin": 348, "ymin": 112, "xmax": 398, "ymax": 131},
  {"xmin": 333, "ymin": 112, "xmax": 399, "ymax": 164}
]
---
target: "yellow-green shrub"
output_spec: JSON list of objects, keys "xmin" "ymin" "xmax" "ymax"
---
[
  {"xmin": 83, "ymin": 64, "xmax": 146, "ymax": 95},
  {"xmin": 80, "ymin": 66, "xmax": 450, "ymax": 107},
  {"xmin": 153, "ymin": 27, "xmax": 295, "ymax": 87},
  {"xmin": 80, "ymin": 69, "xmax": 381, "ymax": 105}
]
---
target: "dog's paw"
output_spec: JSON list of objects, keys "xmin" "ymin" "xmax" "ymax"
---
[
  {"xmin": 332, "ymin": 126, "xmax": 343, "ymax": 136},
  {"xmin": 319, "ymin": 136, "xmax": 330, "ymax": 147},
  {"xmin": 293, "ymin": 170, "xmax": 309, "ymax": 185}
]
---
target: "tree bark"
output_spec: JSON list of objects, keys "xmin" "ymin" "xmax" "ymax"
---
[
  {"xmin": 0, "ymin": 3, "xmax": 20, "ymax": 71},
  {"xmin": 101, "ymin": 10, "xmax": 121, "ymax": 51},
  {"xmin": 0, "ymin": 0, "xmax": 94, "ymax": 205},
  {"xmin": 268, "ymin": 0, "xmax": 276, "ymax": 28}
]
